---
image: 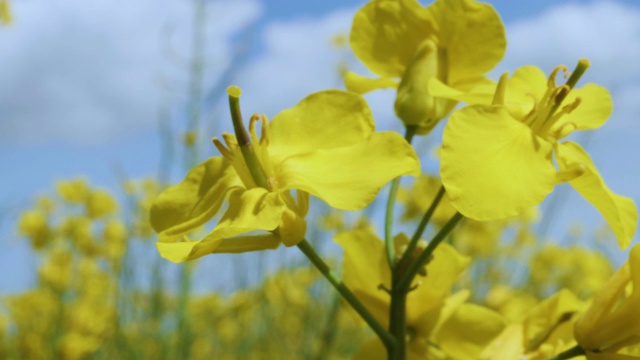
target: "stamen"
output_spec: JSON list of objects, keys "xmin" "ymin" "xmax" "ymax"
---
[
  {"xmin": 552, "ymin": 121, "xmax": 578, "ymax": 139},
  {"xmin": 212, "ymin": 138, "xmax": 233, "ymax": 160},
  {"xmin": 221, "ymin": 132, "xmax": 238, "ymax": 151},
  {"xmin": 547, "ymin": 65, "xmax": 568, "ymax": 88},
  {"xmin": 260, "ymin": 114, "xmax": 270, "ymax": 145},
  {"xmin": 492, "ymin": 71, "xmax": 509, "ymax": 106},
  {"xmin": 540, "ymin": 97, "xmax": 581, "ymax": 135},
  {"xmin": 522, "ymin": 94, "xmax": 539, "ymax": 126},
  {"xmin": 248, "ymin": 114, "xmax": 262, "ymax": 145}
]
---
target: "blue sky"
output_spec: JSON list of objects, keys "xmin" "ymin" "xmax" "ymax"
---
[{"xmin": 1, "ymin": 0, "xmax": 639, "ymax": 293}]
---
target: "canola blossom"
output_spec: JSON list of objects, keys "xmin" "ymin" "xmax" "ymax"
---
[
  {"xmin": 480, "ymin": 289, "xmax": 585, "ymax": 360},
  {"xmin": 438, "ymin": 62, "xmax": 638, "ymax": 248},
  {"xmin": 574, "ymin": 244, "xmax": 640, "ymax": 358},
  {"xmin": 6, "ymin": 0, "xmax": 640, "ymax": 359},
  {"xmin": 336, "ymin": 230, "xmax": 506, "ymax": 359},
  {"xmin": 0, "ymin": 0, "xmax": 11, "ymax": 25},
  {"xmin": 150, "ymin": 88, "xmax": 420, "ymax": 262},
  {"xmin": 346, "ymin": 0, "xmax": 505, "ymax": 134}
]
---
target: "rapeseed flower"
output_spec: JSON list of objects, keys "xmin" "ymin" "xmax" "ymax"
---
[
  {"xmin": 347, "ymin": 0, "xmax": 505, "ymax": 134},
  {"xmin": 574, "ymin": 244, "xmax": 640, "ymax": 358},
  {"xmin": 150, "ymin": 88, "xmax": 419, "ymax": 262},
  {"xmin": 480, "ymin": 289, "xmax": 584, "ymax": 360},
  {"xmin": 0, "ymin": 0, "xmax": 11, "ymax": 25},
  {"xmin": 336, "ymin": 229, "xmax": 505, "ymax": 359},
  {"xmin": 438, "ymin": 62, "xmax": 637, "ymax": 248}
]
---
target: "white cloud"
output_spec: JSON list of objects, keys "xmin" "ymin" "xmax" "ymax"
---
[
  {"xmin": 230, "ymin": 7, "xmax": 405, "ymax": 138},
  {"xmin": 234, "ymin": 10, "xmax": 355, "ymax": 118},
  {"xmin": 0, "ymin": 0, "xmax": 262, "ymax": 145},
  {"xmin": 498, "ymin": 1, "xmax": 640, "ymax": 85}
]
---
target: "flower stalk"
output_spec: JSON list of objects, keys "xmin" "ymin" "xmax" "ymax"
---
[
  {"xmin": 297, "ymin": 239, "xmax": 397, "ymax": 351},
  {"xmin": 384, "ymin": 126, "xmax": 417, "ymax": 269}
]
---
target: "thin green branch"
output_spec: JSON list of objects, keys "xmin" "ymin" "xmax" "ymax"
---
[
  {"xmin": 384, "ymin": 126, "xmax": 417, "ymax": 269},
  {"xmin": 398, "ymin": 212, "xmax": 463, "ymax": 291},
  {"xmin": 297, "ymin": 239, "xmax": 396, "ymax": 351},
  {"xmin": 403, "ymin": 185, "xmax": 445, "ymax": 265}
]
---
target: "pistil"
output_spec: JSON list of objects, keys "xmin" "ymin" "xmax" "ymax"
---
[{"xmin": 226, "ymin": 86, "xmax": 272, "ymax": 190}]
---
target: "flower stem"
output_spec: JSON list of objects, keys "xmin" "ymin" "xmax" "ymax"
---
[
  {"xmin": 402, "ymin": 185, "xmax": 445, "ymax": 267},
  {"xmin": 384, "ymin": 126, "xmax": 417, "ymax": 269},
  {"xmin": 388, "ymin": 276, "xmax": 407, "ymax": 360},
  {"xmin": 545, "ymin": 345, "xmax": 586, "ymax": 360},
  {"xmin": 398, "ymin": 212, "xmax": 463, "ymax": 291},
  {"xmin": 297, "ymin": 239, "xmax": 396, "ymax": 351}
]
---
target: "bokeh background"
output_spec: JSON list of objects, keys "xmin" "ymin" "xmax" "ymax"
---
[{"xmin": 0, "ymin": 0, "xmax": 639, "ymax": 358}]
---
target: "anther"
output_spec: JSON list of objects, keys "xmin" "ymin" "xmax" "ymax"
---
[{"xmin": 212, "ymin": 138, "xmax": 233, "ymax": 160}]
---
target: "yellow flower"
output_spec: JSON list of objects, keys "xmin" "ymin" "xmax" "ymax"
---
[
  {"xmin": 346, "ymin": 0, "xmax": 505, "ymax": 134},
  {"xmin": 480, "ymin": 289, "xmax": 585, "ymax": 360},
  {"xmin": 85, "ymin": 189, "xmax": 118, "ymax": 218},
  {"xmin": 0, "ymin": 0, "xmax": 11, "ymax": 25},
  {"xmin": 150, "ymin": 89, "xmax": 419, "ymax": 262},
  {"xmin": 336, "ymin": 230, "xmax": 505, "ymax": 359},
  {"xmin": 103, "ymin": 219, "xmax": 128, "ymax": 260},
  {"xmin": 438, "ymin": 62, "xmax": 637, "ymax": 248},
  {"xmin": 574, "ymin": 244, "xmax": 640, "ymax": 358},
  {"xmin": 529, "ymin": 244, "xmax": 613, "ymax": 299},
  {"xmin": 18, "ymin": 209, "xmax": 51, "ymax": 249},
  {"xmin": 56, "ymin": 178, "xmax": 90, "ymax": 204}
]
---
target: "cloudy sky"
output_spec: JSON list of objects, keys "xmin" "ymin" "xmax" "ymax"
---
[{"xmin": 1, "ymin": 0, "xmax": 639, "ymax": 293}]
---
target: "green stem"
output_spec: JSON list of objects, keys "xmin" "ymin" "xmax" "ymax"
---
[
  {"xmin": 546, "ymin": 345, "xmax": 586, "ymax": 360},
  {"xmin": 398, "ymin": 212, "xmax": 463, "ymax": 291},
  {"xmin": 384, "ymin": 126, "xmax": 417, "ymax": 269},
  {"xmin": 388, "ymin": 274, "xmax": 407, "ymax": 360},
  {"xmin": 297, "ymin": 239, "xmax": 396, "ymax": 351},
  {"xmin": 403, "ymin": 185, "xmax": 445, "ymax": 266}
]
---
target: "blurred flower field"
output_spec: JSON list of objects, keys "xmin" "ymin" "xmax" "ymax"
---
[{"xmin": 2, "ymin": 0, "xmax": 639, "ymax": 359}]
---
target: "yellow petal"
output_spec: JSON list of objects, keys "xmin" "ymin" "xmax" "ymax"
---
[
  {"xmin": 277, "ymin": 190, "xmax": 308, "ymax": 247},
  {"xmin": 149, "ymin": 157, "xmax": 242, "ymax": 240},
  {"xmin": 350, "ymin": 0, "xmax": 433, "ymax": 78},
  {"xmin": 344, "ymin": 71, "xmax": 398, "ymax": 94},
  {"xmin": 211, "ymin": 234, "xmax": 281, "ymax": 253},
  {"xmin": 436, "ymin": 303, "xmax": 507, "ymax": 360},
  {"xmin": 556, "ymin": 142, "xmax": 638, "ymax": 248},
  {"xmin": 334, "ymin": 230, "xmax": 390, "ymax": 328},
  {"xmin": 394, "ymin": 39, "xmax": 457, "ymax": 134},
  {"xmin": 413, "ymin": 290, "xmax": 470, "ymax": 340},
  {"xmin": 156, "ymin": 189, "xmax": 285, "ymax": 262},
  {"xmin": 522, "ymin": 289, "xmax": 584, "ymax": 351},
  {"xmin": 428, "ymin": 77, "xmax": 496, "ymax": 106},
  {"xmin": 278, "ymin": 132, "xmax": 420, "ymax": 211},
  {"xmin": 503, "ymin": 65, "xmax": 548, "ymax": 118},
  {"xmin": 156, "ymin": 234, "xmax": 280, "ymax": 263},
  {"xmin": 268, "ymin": 90, "xmax": 375, "ymax": 163},
  {"xmin": 479, "ymin": 324, "xmax": 525, "ymax": 360},
  {"xmin": 550, "ymin": 84, "xmax": 612, "ymax": 138},
  {"xmin": 408, "ymin": 243, "xmax": 470, "ymax": 331},
  {"xmin": 426, "ymin": 0, "xmax": 505, "ymax": 85},
  {"xmin": 575, "ymin": 245, "xmax": 640, "ymax": 352},
  {"xmin": 441, "ymin": 105, "xmax": 556, "ymax": 220}
]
